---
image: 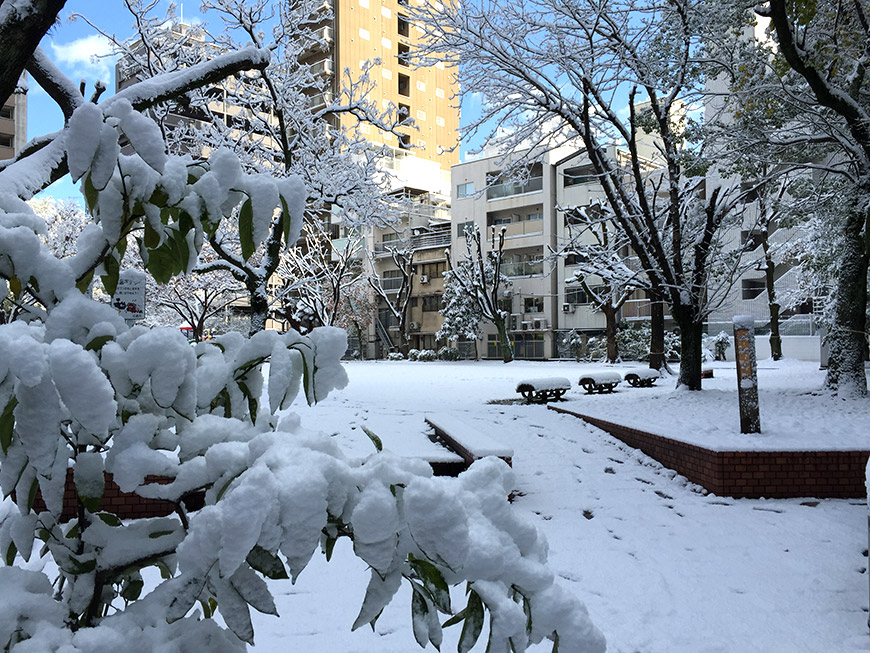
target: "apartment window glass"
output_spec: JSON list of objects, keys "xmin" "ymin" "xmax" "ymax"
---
[
  {"xmin": 0, "ymin": 106, "xmax": 12, "ymax": 120},
  {"xmin": 422, "ymin": 295, "xmax": 441, "ymax": 312},
  {"xmin": 398, "ymin": 103, "xmax": 411, "ymax": 120},
  {"xmin": 565, "ymin": 287, "xmax": 589, "ymax": 304},
  {"xmin": 456, "ymin": 182, "xmax": 474, "ymax": 198},
  {"xmin": 456, "ymin": 221, "xmax": 474, "ymax": 237},
  {"xmin": 524, "ymin": 297, "xmax": 544, "ymax": 314},
  {"xmin": 382, "ymin": 231, "xmax": 401, "ymax": 243},
  {"xmin": 563, "ymin": 164, "xmax": 597, "ymax": 187},
  {"xmin": 397, "ymin": 43, "xmax": 410, "ymax": 67},
  {"xmin": 398, "ymin": 14, "xmax": 410, "ymax": 37},
  {"xmin": 526, "ymin": 211, "xmax": 543, "ymax": 221},
  {"xmin": 0, "ymin": 134, "xmax": 12, "ymax": 148},
  {"xmin": 398, "ymin": 73, "xmax": 410, "ymax": 97},
  {"xmin": 398, "ymin": 133, "xmax": 411, "ymax": 150}
]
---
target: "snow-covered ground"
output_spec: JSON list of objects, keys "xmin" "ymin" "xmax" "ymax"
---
[{"xmin": 252, "ymin": 359, "xmax": 870, "ymax": 652}]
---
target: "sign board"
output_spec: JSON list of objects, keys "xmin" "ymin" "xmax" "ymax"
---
[
  {"xmin": 112, "ymin": 270, "xmax": 146, "ymax": 320},
  {"xmin": 732, "ymin": 315, "xmax": 760, "ymax": 434}
]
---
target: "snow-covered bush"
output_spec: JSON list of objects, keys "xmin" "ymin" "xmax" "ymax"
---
[
  {"xmin": 387, "ymin": 352, "xmax": 405, "ymax": 361},
  {"xmin": 560, "ymin": 330, "xmax": 586, "ymax": 361},
  {"xmin": 704, "ymin": 330, "xmax": 731, "ymax": 361},
  {"xmin": 416, "ymin": 349, "xmax": 437, "ymax": 361},
  {"xmin": 0, "ymin": 13, "xmax": 604, "ymax": 653},
  {"xmin": 615, "ymin": 324, "xmax": 681, "ymax": 362},
  {"xmin": 437, "ymin": 345, "xmax": 462, "ymax": 361},
  {"xmin": 407, "ymin": 348, "xmax": 420, "ymax": 361}
]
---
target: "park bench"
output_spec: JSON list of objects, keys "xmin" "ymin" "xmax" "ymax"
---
[
  {"xmin": 622, "ymin": 367, "xmax": 660, "ymax": 387},
  {"xmin": 425, "ymin": 413, "xmax": 513, "ymax": 470},
  {"xmin": 515, "ymin": 377, "xmax": 572, "ymax": 403},
  {"xmin": 577, "ymin": 371, "xmax": 621, "ymax": 394}
]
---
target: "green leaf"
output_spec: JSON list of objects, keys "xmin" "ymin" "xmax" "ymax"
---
[
  {"xmin": 101, "ymin": 253, "xmax": 120, "ymax": 297},
  {"xmin": 79, "ymin": 495, "xmax": 101, "ymax": 513},
  {"xmin": 5, "ymin": 541, "xmax": 17, "ymax": 566},
  {"xmin": 0, "ymin": 397, "xmax": 18, "ymax": 454},
  {"xmin": 67, "ymin": 555, "xmax": 97, "ymax": 575},
  {"xmin": 84, "ymin": 175, "xmax": 98, "ymax": 212},
  {"xmin": 246, "ymin": 546, "xmax": 289, "ymax": 580},
  {"xmin": 75, "ymin": 269, "xmax": 95, "ymax": 294},
  {"xmin": 85, "ymin": 335, "xmax": 114, "ymax": 352},
  {"xmin": 410, "ymin": 555, "xmax": 451, "ymax": 613},
  {"xmin": 26, "ymin": 478, "xmax": 38, "ymax": 512},
  {"xmin": 239, "ymin": 198, "xmax": 255, "ymax": 261},
  {"xmin": 458, "ymin": 591, "xmax": 484, "ymax": 653},
  {"xmin": 360, "ymin": 425, "xmax": 383, "ymax": 453},
  {"xmin": 8, "ymin": 276, "xmax": 21, "ymax": 300},
  {"xmin": 121, "ymin": 573, "xmax": 144, "ymax": 602},
  {"xmin": 144, "ymin": 220, "xmax": 160, "ymax": 249},
  {"xmin": 96, "ymin": 512, "xmax": 122, "ymax": 527},
  {"xmin": 148, "ymin": 530, "xmax": 176, "ymax": 539},
  {"xmin": 411, "ymin": 585, "xmax": 431, "ymax": 649}
]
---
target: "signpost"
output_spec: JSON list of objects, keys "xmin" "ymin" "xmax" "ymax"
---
[
  {"xmin": 732, "ymin": 315, "xmax": 760, "ymax": 434},
  {"xmin": 112, "ymin": 270, "xmax": 146, "ymax": 323}
]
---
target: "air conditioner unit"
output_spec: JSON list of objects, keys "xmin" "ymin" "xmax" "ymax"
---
[
  {"xmin": 521, "ymin": 321, "xmax": 531, "ymax": 331},
  {"xmin": 562, "ymin": 302, "xmax": 573, "ymax": 313},
  {"xmin": 509, "ymin": 314, "xmax": 520, "ymax": 331},
  {"xmin": 409, "ymin": 321, "xmax": 421, "ymax": 331},
  {"xmin": 419, "ymin": 275, "xmax": 430, "ymax": 284},
  {"xmin": 533, "ymin": 318, "xmax": 548, "ymax": 330}
]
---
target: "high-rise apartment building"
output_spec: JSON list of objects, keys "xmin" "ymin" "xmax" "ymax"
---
[
  {"xmin": 304, "ymin": 0, "xmax": 460, "ymax": 357},
  {"xmin": 0, "ymin": 85, "xmax": 27, "ymax": 160}
]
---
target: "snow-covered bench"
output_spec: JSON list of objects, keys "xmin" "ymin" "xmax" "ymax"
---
[
  {"xmin": 425, "ymin": 413, "xmax": 513, "ymax": 469},
  {"xmin": 577, "ymin": 371, "xmax": 621, "ymax": 394},
  {"xmin": 622, "ymin": 367, "xmax": 660, "ymax": 388},
  {"xmin": 515, "ymin": 377, "xmax": 571, "ymax": 403}
]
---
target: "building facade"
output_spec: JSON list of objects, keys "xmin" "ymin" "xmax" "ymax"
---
[{"xmin": 0, "ymin": 85, "xmax": 27, "ymax": 160}]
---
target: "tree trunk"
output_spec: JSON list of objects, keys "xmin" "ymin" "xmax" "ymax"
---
[
  {"xmin": 824, "ymin": 210, "xmax": 868, "ymax": 396},
  {"xmin": 495, "ymin": 319, "xmax": 513, "ymax": 363},
  {"xmin": 249, "ymin": 289, "xmax": 268, "ymax": 336},
  {"xmin": 762, "ymin": 232, "xmax": 782, "ymax": 361},
  {"xmin": 603, "ymin": 305, "xmax": 619, "ymax": 363},
  {"xmin": 674, "ymin": 308, "xmax": 703, "ymax": 390},
  {"xmin": 649, "ymin": 298, "xmax": 665, "ymax": 371}
]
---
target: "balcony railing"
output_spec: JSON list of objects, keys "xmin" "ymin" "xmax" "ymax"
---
[
  {"xmin": 373, "ymin": 231, "xmax": 451, "ymax": 255},
  {"xmin": 379, "ymin": 277, "xmax": 403, "ymax": 291},
  {"xmin": 502, "ymin": 261, "xmax": 544, "ymax": 277},
  {"xmin": 487, "ymin": 176, "xmax": 543, "ymax": 200}
]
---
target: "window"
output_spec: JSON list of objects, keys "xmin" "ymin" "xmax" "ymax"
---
[
  {"xmin": 397, "ymin": 43, "xmax": 410, "ymax": 67},
  {"xmin": 420, "ymin": 262, "xmax": 445, "ymax": 278},
  {"xmin": 398, "ymin": 133, "xmax": 411, "ymax": 150},
  {"xmin": 526, "ymin": 211, "xmax": 543, "ymax": 221},
  {"xmin": 524, "ymin": 297, "xmax": 544, "ymax": 314},
  {"xmin": 741, "ymin": 278, "xmax": 765, "ymax": 300},
  {"xmin": 398, "ymin": 14, "xmax": 410, "ymax": 36},
  {"xmin": 398, "ymin": 73, "xmax": 410, "ymax": 97},
  {"xmin": 0, "ymin": 134, "xmax": 12, "ymax": 148},
  {"xmin": 456, "ymin": 182, "xmax": 474, "ymax": 198},
  {"xmin": 564, "ymin": 253, "xmax": 588, "ymax": 266},
  {"xmin": 563, "ymin": 164, "xmax": 597, "ymax": 187},
  {"xmin": 497, "ymin": 298, "xmax": 512, "ymax": 315},
  {"xmin": 0, "ymin": 106, "xmax": 13, "ymax": 120},
  {"xmin": 422, "ymin": 295, "xmax": 441, "ymax": 311},
  {"xmin": 741, "ymin": 230, "xmax": 764, "ymax": 250},
  {"xmin": 565, "ymin": 287, "xmax": 589, "ymax": 304},
  {"xmin": 382, "ymin": 231, "xmax": 401, "ymax": 243},
  {"xmin": 456, "ymin": 221, "xmax": 474, "ymax": 237},
  {"xmin": 398, "ymin": 103, "xmax": 411, "ymax": 120},
  {"xmin": 410, "ymin": 297, "xmax": 419, "ymax": 307}
]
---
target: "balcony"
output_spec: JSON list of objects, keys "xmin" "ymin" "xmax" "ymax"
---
[
  {"xmin": 373, "ymin": 230, "xmax": 451, "ymax": 255},
  {"xmin": 502, "ymin": 260, "xmax": 544, "ymax": 277},
  {"xmin": 379, "ymin": 277, "xmax": 403, "ymax": 292},
  {"xmin": 486, "ymin": 176, "xmax": 543, "ymax": 200},
  {"xmin": 494, "ymin": 220, "xmax": 544, "ymax": 239}
]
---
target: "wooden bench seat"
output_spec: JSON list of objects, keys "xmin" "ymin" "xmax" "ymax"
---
[
  {"xmin": 425, "ymin": 413, "xmax": 513, "ymax": 471},
  {"xmin": 515, "ymin": 377, "xmax": 571, "ymax": 403},
  {"xmin": 578, "ymin": 371, "xmax": 622, "ymax": 394}
]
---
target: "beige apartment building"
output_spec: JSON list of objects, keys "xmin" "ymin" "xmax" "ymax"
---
[
  {"xmin": 303, "ymin": 0, "xmax": 460, "ymax": 357},
  {"xmin": 0, "ymin": 87, "xmax": 27, "ymax": 160}
]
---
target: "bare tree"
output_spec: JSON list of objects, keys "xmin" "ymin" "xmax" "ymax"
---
[
  {"xmin": 413, "ymin": 0, "xmax": 762, "ymax": 389},
  {"xmin": 367, "ymin": 245, "xmax": 415, "ymax": 355},
  {"xmin": 445, "ymin": 226, "xmax": 514, "ymax": 363}
]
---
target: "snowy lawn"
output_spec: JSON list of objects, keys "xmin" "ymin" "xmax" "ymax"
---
[{"xmin": 251, "ymin": 359, "xmax": 870, "ymax": 652}]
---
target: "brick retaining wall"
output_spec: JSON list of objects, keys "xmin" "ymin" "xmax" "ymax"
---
[
  {"xmin": 30, "ymin": 471, "xmax": 204, "ymax": 521},
  {"xmin": 548, "ymin": 405, "xmax": 870, "ymax": 499}
]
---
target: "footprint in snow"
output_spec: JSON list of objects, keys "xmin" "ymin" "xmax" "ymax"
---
[
  {"xmin": 655, "ymin": 490, "xmax": 674, "ymax": 500},
  {"xmin": 604, "ymin": 467, "xmax": 616, "ymax": 474}
]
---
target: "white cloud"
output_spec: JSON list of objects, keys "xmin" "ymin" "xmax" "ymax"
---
[{"xmin": 50, "ymin": 34, "xmax": 115, "ymax": 84}]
